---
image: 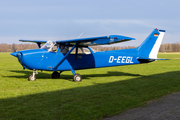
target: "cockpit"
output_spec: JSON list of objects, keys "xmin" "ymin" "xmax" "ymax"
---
[
  {"xmin": 41, "ymin": 41, "xmax": 56, "ymax": 51},
  {"xmin": 40, "ymin": 40, "xmax": 95, "ymax": 54}
]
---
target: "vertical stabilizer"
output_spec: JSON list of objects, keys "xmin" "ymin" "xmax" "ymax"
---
[{"xmin": 137, "ymin": 29, "xmax": 165, "ymax": 59}]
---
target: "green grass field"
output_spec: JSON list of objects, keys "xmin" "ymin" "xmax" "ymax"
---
[{"xmin": 0, "ymin": 53, "xmax": 180, "ymax": 119}]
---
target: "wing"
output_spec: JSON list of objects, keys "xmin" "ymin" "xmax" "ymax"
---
[
  {"xmin": 56, "ymin": 35, "xmax": 135, "ymax": 46},
  {"xmin": 19, "ymin": 39, "xmax": 48, "ymax": 48},
  {"xmin": 19, "ymin": 39, "xmax": 47, "ymax": 43},
  {"xmin": 19, "ymin": 35, "xmax": 135, "ymax": 46}
]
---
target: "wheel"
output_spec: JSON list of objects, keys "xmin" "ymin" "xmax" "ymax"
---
[
  {"xmin": 28, "ymin": 75, "xmax": 36, "ymax": 81},
  {"xmin": 73, "ymin": 74, "xmax": 82, "ymax": 82},
  {"xmin": 52, "ymin": 71, "xmax": 60, "ymax": 79}
]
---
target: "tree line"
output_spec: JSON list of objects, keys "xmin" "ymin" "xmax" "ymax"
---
[
  {"xmin": 0, "ymin": 43, "xmax": 180, "ymax": 52},
  {"xmin": 0, "ymin": 43, "xmax": 38, "ymax": 52}
]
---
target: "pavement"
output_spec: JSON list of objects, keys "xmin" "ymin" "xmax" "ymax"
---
[{"xmin": 104, "ymin": 92, "xmax": 180, "ymax": 120}]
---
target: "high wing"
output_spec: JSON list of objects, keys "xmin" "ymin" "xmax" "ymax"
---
[
  {"xmin": 56, "ymin": 35, "xmax": 135, "ymax": 46},
  {"xmin": 19, "ymin": 40, "xmax": 47, "ymax": 43},
  {"xmin": 19, "ymin": 35, "xmax": 135, "ymax": 46},
  {"xmin": 19, "ymin": 40, "xmax": 48, "ymax": 48}
]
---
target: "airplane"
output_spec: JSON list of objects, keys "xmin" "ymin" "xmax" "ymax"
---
[{"xmin": 11, "ymin": 28, "xmax": 165, "ymax": 82}]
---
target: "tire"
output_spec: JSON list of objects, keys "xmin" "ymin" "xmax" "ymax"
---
[
  {"xmin": 28, "ymin": 75, "xmax": 36, "ymax": 81},
  {"xmin": 52, "ymin": 71, "xmax": 60, "ymax": 79},
  {"xmin": 73, "ymin": 74, "xmax": 82, "ymax": 82}
]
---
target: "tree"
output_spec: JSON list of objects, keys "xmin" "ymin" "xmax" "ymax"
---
[{"xmin": 11, "ymin": 43, "xmax": 16, "ymax": 52}]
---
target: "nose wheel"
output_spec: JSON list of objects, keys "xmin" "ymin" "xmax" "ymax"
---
[
  {"xmin": 73, "ymin": 74, "xmax": 82, "ymax": 82},
  {"xmin": 28, "ymin": 75, "xmax": 36, "ymax": 81},
  {"xmin": 28, "ymin": 69, "xmax": 37, "ymax": 81}
]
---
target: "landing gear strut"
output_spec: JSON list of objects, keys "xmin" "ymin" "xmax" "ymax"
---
[
  {"xmin": 71, "ymin": 68, "xmax": 82, "ymax": 82},
  {"xmin": 28, "ymin": 69, "xmax": 38, "ymax": 81}
]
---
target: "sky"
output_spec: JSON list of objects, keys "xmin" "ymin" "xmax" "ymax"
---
[{"xmin": 0, "ymin": 0, "xmax": 180, "ymax": 46}]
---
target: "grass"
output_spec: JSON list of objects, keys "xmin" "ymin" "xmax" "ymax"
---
[{"xmin": 0, "ymin": 53, "xmax": 180, "ymax": 119}]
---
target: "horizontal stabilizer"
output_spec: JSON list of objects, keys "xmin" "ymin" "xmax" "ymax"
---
[{"xmin": 137, "ymin": 57, "xmax": 169, "ymax": 63}]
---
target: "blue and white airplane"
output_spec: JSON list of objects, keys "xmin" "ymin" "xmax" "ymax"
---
[{"xmin": 11, "ymin": 28, "xmax": 165, "ymax": 82}]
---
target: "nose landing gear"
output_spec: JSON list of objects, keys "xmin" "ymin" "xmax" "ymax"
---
[{"xmin": 28, "ymin": 69, "xmax": 38, "ymax": 81}]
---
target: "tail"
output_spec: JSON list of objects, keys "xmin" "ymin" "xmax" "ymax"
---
[{"xmin": 137, "ymin": 28, "xmax": 165, "ymax": 59}]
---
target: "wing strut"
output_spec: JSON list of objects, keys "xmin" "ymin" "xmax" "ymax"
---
[
  {"xmin": 53, "ymin": 43, "xmax": 77, "ymax": 69},
  {"xmin": 37, "ymin": 42, "xmax": 41, "ymax": 48}
]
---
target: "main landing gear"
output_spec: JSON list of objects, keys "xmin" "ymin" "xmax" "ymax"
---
[
  {"xmin": 51, "ymin": 71, "xmax": 82, "ymax": 82},
  {"xmin": 51, "ymin": 71, "xmax": 61, "ymax": 79},
  {"xmin": 28, "ymin": 70, "xmax": 82, "ymax": 82},
  {"xmin": 73, "ymin": 74, "xmax": 82, "ymax": 82}
]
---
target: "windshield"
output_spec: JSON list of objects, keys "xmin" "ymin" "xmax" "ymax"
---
[{"xmin": 41, "ymin": 41, "xmax": 55, "ymax": 51}]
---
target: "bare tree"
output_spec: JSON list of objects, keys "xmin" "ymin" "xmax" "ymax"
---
[{"xmin": 11, "ymin": 43, "xmax": 16, "ymax": 52}]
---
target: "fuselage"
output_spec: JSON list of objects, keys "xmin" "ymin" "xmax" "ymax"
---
[{"xmin": 11, "ymin": 47, "xmax": 141, "ymax": 71}]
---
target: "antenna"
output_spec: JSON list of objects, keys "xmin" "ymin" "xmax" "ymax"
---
[{"xmin": 77, "ymin": 33, "xmax": 83, "ymax": 38}]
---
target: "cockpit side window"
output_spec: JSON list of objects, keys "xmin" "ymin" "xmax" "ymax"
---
[
  {"xmin": 72, "ymin": 47, "xmax": 92, "ymax": 54},
  {"xmin": 79, "ymin": 47, "xmax": 91, "ymax": 54},
  {"xmin": 60, "ymin": 45, "xmax": 69, "ymax": 53}
]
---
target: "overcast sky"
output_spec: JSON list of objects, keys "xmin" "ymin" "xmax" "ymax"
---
[{"xmin": 0, "ymin": 0, "xmax": 180, "ymax": 46}]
